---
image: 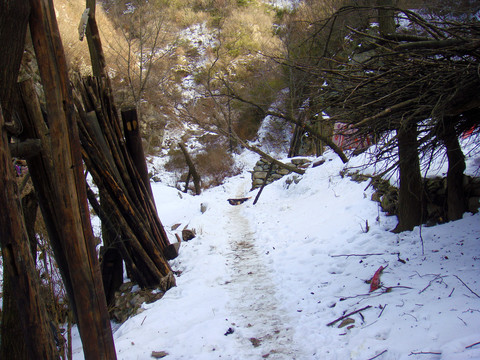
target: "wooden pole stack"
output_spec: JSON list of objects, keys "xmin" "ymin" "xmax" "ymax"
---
[{"xmin": 75, "ymin": 76, "xmax": 176, "ymax": 290}]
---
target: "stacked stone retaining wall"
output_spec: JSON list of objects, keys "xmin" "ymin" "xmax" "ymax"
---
[{"xmin": 251, "ymin": 157, "xmax": 312, "ymax": 190}]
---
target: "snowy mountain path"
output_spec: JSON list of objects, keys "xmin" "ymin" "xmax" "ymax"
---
[
  {"xmin": 72, "ymin": 150, "xmax": 480, "ymax": 360},
  {"xmin": 224, "ymin": 182, "xmax": 301, "ymax": 359}
]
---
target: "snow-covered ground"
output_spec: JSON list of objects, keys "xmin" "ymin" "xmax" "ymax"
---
[{"xmin": 73, "ymin": 145, "xmax": 480, "ymax": 360}]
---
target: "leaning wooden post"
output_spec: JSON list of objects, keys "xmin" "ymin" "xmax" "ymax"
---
[
  {"xmin": 0, "ymin": 106, "xmax": 59, "ymax": 359},
  {"xmin": 28, "ymin": 0, "xmax": 116, "ymax": 358},
  {"xmin": 121, "ymin": 107, "xmax": 155, "ymax": 204}
]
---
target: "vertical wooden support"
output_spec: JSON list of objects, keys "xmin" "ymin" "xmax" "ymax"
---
[
  {"xmin": 28, "ymin": 0, "xmax": 116, "ymax": 358},
  {"xmin": 121, "ymin": 107, "xmax": 155, "ymax": 204},
  {"xmin": 16, "ymin": 79, "xmax": 78, "ymax": 321},
  {"xmin": 0, "ymin": 0, "xmax": 30, "ymax": 124},
  {"xmin": 0, "ymin": 106, "xmax": 58, "ymax": 359},
  {"xmin": 85, "ymin": 0, "xmax": 106, "ymax": 78}
]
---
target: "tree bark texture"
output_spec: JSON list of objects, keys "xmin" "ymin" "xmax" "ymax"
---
[
  {"xmin": 28, "ymin": 0, "xmax": 117, "ymax": 358},
  {"xmin": 85, "ymin": 0, "xmax": 107, "ymax": 78},
  {"xmin": 121, "ymin": 107, "xmax": 156, "ymax": 202},
  {"xmin": 0, "ymin": 106, "xmax": 59, "ymax": 359},
  {"xmin": 393, "ymin": 123, "xmax": 425, "ymax": 233},
  {"xmin": 16, "ymin": 78, "xmax": 78, "ymax": 321},
  {"xmin": 0, "ymin": 0, "xmax": 30, "ymax": 123},
  {"xmin": 86, "ymin": 184, "xmax": 124, "ymax": 306},
  {"xmin": 377, "ymin": 0, "xmax": 396, "ymax": 37}
]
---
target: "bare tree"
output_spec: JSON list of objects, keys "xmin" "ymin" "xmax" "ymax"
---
[
  {"xmin": 104, "ymin": 0, "xmax": 178, "ymax": 123},
  {"xmin": 297, "ymin": 5, "xmax": 480, "ymax": 230}
]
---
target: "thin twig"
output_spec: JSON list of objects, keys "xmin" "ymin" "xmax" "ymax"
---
[
  {"xmin": 466, "ymin": 341, "xmax": 480, "ymax": 349},
  {"xmin": 419, "ymin": 274, "xmax": 447, "ymax": 294},
  {"xmin": 327, "ymin": 305, "xmax": 372, "ymax": 327},
  {"xmin": 367, "ymin": 349, "xmax": 387, "ymax": 360},
  {"xmin": 378, "ymin": 304, "xmax": 387, "ymax": 318},
  {"xmin": 330, "ymin": 253, "xmax": 385, "ymax": 258},
  {"xmin": 453, "ymin": 275, "xmax": 480, "ymax": 298},
  {"xmin": 409, "ymin": 351, "xmax": 442, "ymax": 355},
  {"xmin": 419, "ymin": 224, "xmax": 425, "ymax": 256}
]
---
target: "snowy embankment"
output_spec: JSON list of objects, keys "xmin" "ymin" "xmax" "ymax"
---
[{"xmin": 73, "ymin": 148, "xmax": 480, "ymax": 360}]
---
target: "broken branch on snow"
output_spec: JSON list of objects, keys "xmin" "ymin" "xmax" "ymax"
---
[{"xmin": 327, "ymin": 305, "xmax": 372, "ymax": 327}]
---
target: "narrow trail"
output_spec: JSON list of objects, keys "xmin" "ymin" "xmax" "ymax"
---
[{"xmin": 224, "ymin": 182, "xmax": 300, "ymax": 359}]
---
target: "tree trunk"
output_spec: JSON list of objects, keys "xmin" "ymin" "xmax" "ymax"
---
[
  {"xmin": 393, "ymin": 123, "xmax": 424, "ymax": 233},
  {"xmin": 0, "ymin": 106, "xmax": 59, "ymax": 360},
  {"xmin": 179, "ymin": 142, "xmax": 201, "ymax": 195},
  {"xmin": 377, "ymin": 0, "xmax": 396, "ymax": 37},
  {"xmin": 440, "ymin": 118, "xmax": 466, "ymax": 221},
  {"xmin": 28, "ymin": 0, "xmax": 117, "ymax": 357}
]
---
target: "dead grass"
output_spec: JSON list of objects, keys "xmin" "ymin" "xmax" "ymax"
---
[{"xmin": 55, "ymin": 1, "xmax": 124, "ymax": 75}]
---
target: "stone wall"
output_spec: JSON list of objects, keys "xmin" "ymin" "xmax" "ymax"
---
[
  {"xmin": 251, "ymin": 157, "xmax": 312, "ymax": 190},
  {"xmin": 369, "ymin": 175, "xmax": 480, "ymax": 224}
]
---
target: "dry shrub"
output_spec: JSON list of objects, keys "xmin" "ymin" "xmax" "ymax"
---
[
  {"xmin": 163, "ymin": 136, "xmax": 240, "ymax": 191},
  {"xmin": 221, "ymin": 5, "xmax": 281, "ymax": 57},
  {"xmin": 54, "ymin": 0, "xmax": 123, "ymax": 75},
  {"xmin": 164, "ymin": 148, "xmax": 188, "ymax": 175},
  {"xmin": 194, "ymin": 142, "xmax": 240, "ymax": 188}
]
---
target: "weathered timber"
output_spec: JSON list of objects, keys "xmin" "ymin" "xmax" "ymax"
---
[
  {"xmin": 165, "ymin": 242, "xmax": 181, "ymax": 260},
  {"xmin": 28, "ymin": 0, "xmax": 116, "ymax": 358},
  {"xmin": 85, "ymin": 0, "xmax": 107, "ymax": 78},
  {"xmin": 9, "ymin": 138, "xmax": 42, "ymax": 158},
  {"xmin": 0, "ymin": 106, "xmax": 59, "ymax": 359},
  {"xmin": 0, "ymin": 0, "xmax": 30, "ymax": 124},
  {"xmin": 121, "ymin": 107, "xmax": 155, "ymax": 202},
  {"xmin": 85, "ymin": 183, "xmax": 124, "ymax": 305},
  {"xmin": 76, "ymin": 78, "xmax": 175, "ymax": 290},
  {"xmin": 80, "ymin": 0, "xmax": 175, "ymax": 290},
  {"xmin": 178, "ymin": 142, "xmax": 201, "ymax": 195},
  {"xmin": 16, "ymin": 78, "xmax": 79, "ymax": 320}
]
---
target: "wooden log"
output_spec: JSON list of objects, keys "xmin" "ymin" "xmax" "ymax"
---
[
  {"xmin": 121, "ymin": 107, "xmax": 155, "ymax": 204},
  {"xmin": 85, "ymin": 184, "xmax": 123, "ymax": 305},
  {"xmin": 0, "ymin": 105, "xmax": 58, "ymax": 359},
  {"xmin": 76, "ymin": 78, "xmax": 175, "ymax": 284},
  {"xmin": 165, "ymin": 242, "xmax": 181, "ymax": 260},
  {"xmin": 85, "ymin": 0, "xmax": 107, "ymax": 78},
  {"xmin": 28, "ymin": 0, "xmax": 116, "ymax": 358},
  {"xmin": 16, "ymin": 78, "xmax": 78, "ymax": 321},
  {"xmin": 81, "ymin": 134, "xmax": 174, "ymax": 288},
  {"xmin": 0, "ymin": 0, "xmax": 30, "ymax": 124},
  {"xmin": 9, "ymin": 138, "xmax": 42, "ymax": 158}
]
